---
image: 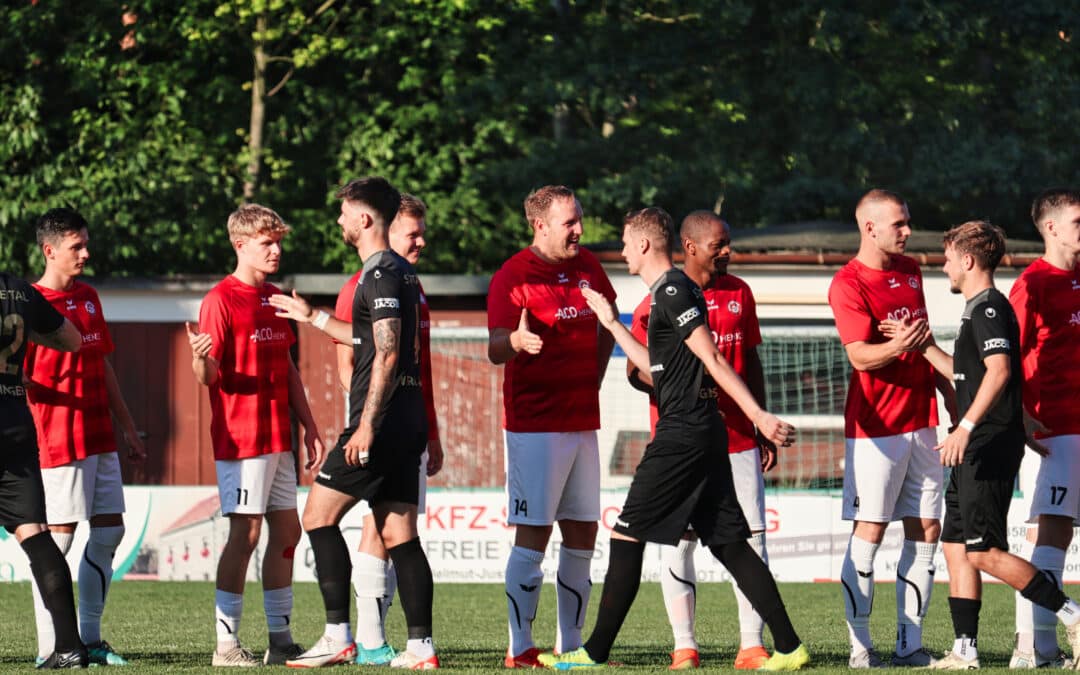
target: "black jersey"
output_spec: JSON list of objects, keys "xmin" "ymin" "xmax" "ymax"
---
[
  {"xmin": 647, "ymin": 268, "xmax": 720, "ymax": 436},
  {"xmin": 348, "ymin": 249, "xmax": 426, "ymax": 435},
  {"xmin": 0, "ymin": 274, "xmax": 64, "ymax": 428},
  {"xmin": 952, "ymin": 287, "xmax": 1023, "ymax": 445}
]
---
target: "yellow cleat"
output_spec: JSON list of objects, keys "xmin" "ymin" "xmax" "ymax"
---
[
  {"xmin": 538, "ymin": 647, "xmax": 603, "ymax": 670},
  {"xmin": 758, "ymin": 644, "xmax": 810, "ymax": 671}
]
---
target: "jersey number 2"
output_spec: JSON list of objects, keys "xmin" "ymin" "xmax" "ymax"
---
[{"xmin": 0, "ymin": 314, "xmax": 26, "ymax": 375}]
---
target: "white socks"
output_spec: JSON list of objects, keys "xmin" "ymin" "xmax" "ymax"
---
[
  {"xmin": 1032, "ymin": 545, "xmax": 1066, "ymax": 655},
  {"xmin": 215, "ymin": 589, "xmax": 244, "ymax": 649},
  {"xmin": 735, "ymin": 533, "xmax": 768, "ymax": 649},
  {"xmin": 841, "ymin": 535, "xmax": 878, "ymax": 654},
  {"xmin": 555, "ymin": 547, "xmax": 593, "ymax": 654},
  {"xmin": 660, "ymin": 538, "xmax": 698, "ymax": 651},
  {"xmin": 506, "ymin": 546, "xmax": 544, "ymax": 655},
  {"xmin": 896, "ymin": 540, "xmax": 935, "ymax": 656},
  {"xmin": 78, "ymin": 525, "xmax": 124, "ymax": 645},
  {"xmin": 953, "ymin": 636, "xmax": 978, "ymax": 662},
  {"xmin": 263, "ymin": 586, "xmax": 295, "ymax": 647},
  {"xmin": 1015, "ymin": 538, "xmax": 1036, "ymax": 653},
  {"xmin": 32, "ymin": 530, "xmax": 74, "ymax": 659},
  {"xmin": 325, "ymin": 621, "xmax": 353, "ymax": 644},
  {"xmin": 407, "ymin": 636, "xmax": 435, "ymax": 659},
  {"xmin": 353, "ymin": 553, "xmax": 390, "ymax": 649}
]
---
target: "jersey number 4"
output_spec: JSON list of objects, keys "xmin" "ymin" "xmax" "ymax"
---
[
  {"xmin": 512, "ymin": 498, "xmax": 528, "ymax": 517},
  {"xmin": 1050, "ymin": 486, "xmax": 1068, "ymax": 507},
  {"xmin": 0, "ymin": 314, "xmax": 26, "ymax": 375}
]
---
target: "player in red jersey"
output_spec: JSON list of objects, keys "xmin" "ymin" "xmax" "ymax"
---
[
  {"xmin": 628, "ymin": 211, "xmax": 775, "ymax": 670},
  {"xmin": 487, "ymin": 185, "xmax": 617, "ymax": 667},
  {"xmin": 24, "ymin": 208, "xmax": 146, "ymax": 667},
  {"xmin": 332, "ymin": 194, "xmax": 444, "ymax": 665},
  {"xmin": 828, "ymin": 189, "xmax": 953, "ymax": 668},
  {"xmin": 186, "ymin": 204, "xmax": 324, "ymax": 667},
  {"xmin": 1010, "ymin": 188, "xmax": 1080, "ymax": 668}
]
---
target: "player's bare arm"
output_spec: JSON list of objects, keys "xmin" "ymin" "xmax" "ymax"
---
[
  {"xmin": 596, "ymin": 310, "xmax": 617, "ymax": 385},
  {"xmin": 488, "ymin": 308, "xmax": 543, "ymax": 364},
  {"xmin": 28, "ymin": 317, "xmax": 81, "ymax": 353},
  {"xmin": 1022, "ymin": 409, "xmax": 1051, "ymax": 457},
  {"xmin": 683, "ymin": 326, "xmax": 795, "ymax": 448},
  {"xmin": 268, "ymin": 290, "xmax": 351, "ymax": 344},
  {"xmin": 287, "ymin": 358, "xmax": 326, "ymax": 471},
  {"xmin": 185, "ymin": 321, "xmax": 219, "ymax": 386},
  {"xmin": 335, "ymin": 343, "xmax": 353, "ymax": 392},
  {"xmin": 746, "ymin": 347, "xmax": 778, "ymax": 472},
  {"xmin": 846, "ymin": 317, "xmax": 930, "ymax": 371},
  {"xmin": 344, "ymin": 316, "xmax": 399, "ymax": 467},
  {"xmin": 582, "ymin": 287, "xmax": 650, "ymax": 373},
  {"xmin": 935, "ymin": 352, "xmax": 1010, "ymax": 467},
  {"xmin": 103, "ymin": 359, "xmax": 146, "ymax": 462},
  {"xmin": 426, "ymin": 437, "xmax": 444, "ymax": 477}
]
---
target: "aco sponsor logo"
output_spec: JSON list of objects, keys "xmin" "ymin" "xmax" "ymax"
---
[
  {"xmin": 885, "ymin": 306, "xmax": 927, "ymax": 322},
  {"xmin": 249, "ymin": 327, "xmax": 288, "ymax": 343},
  {"xmin": 554, "ymin": 305, "xmax": 594, "ymax": 321}
]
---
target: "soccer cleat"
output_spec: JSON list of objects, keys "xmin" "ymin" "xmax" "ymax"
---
[
  {"xmin": 734, "ymin": 646, "xmax": 767, "ymax": 670},
  {"xmin": 389, "ymin": 650, "xmax": 440, "ymax": 669},
  {"xmin": 848, "ymin": 649, "xmax": 885, "ymax": 669},
  {"xmin": 671, "ymin": 648, "xmax": 701, "ymax": 670},
  {"xmin": 758, "ymin": 643, "xmax": 809, "ymax": 671},
  {"xmin": 87, "ymin": 640, "xmax": 128, "ymax": 666},
  {"xmin": 212, "ymin": 644, "xmax": 260, "ymax": 667},
  {"xmin": 285, "ymin": 635, "xmax": 357, "ymax": 668},
  {"xmin": 892, "ymin": 647, "xmax": 936, "ymax": 667},
  {"xmin": 1009, "ymin": 648, "xmax": 1073, "ymax": 669},
  {"xmin": 264, "ymin": 642, "xmax": 306, "ymax": 666},
  {"xmin": 505, "ymin": 647, "xmax": 544, "ymax": 668},
  {"xmin": 928, "ymin": 650, "xmax": 978, "ymax": 670},
  {"xmin": 36, "ymin": 646, "xmax": 89, "ymax": 669},
  {"xmin": 538, "ymin": 647, "xmax": 603, "ymax": 670},
  {"xmin": 358, "ymin": 643, "xmax": 399, "ymax": 666}
]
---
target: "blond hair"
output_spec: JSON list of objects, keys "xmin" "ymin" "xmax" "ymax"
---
[{"xmin": 227, "ymin": 204, "xmax": 290, "ymax": 240}]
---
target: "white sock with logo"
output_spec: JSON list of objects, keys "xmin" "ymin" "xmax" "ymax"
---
[
  {"xmin": 79, "ymin": 525, "xmax": 125, "ymax": 645},
  {"xmin": 660, "ymin": 538, "xmax": 698, "ymax": 651},
  {"xmin": 555, "ymin": 546, "xmax": 593, "ymax": 654},
  {"xmin": 895, "ymin": 540, "xmax": 935, "ymax": 656},
  {"xmin": 31, "ymin": 531, "xmax": 74, "ymax": 660},
  {"xmin": 1032, "ymin": 546, "xmax": 1066, "ymax": 655},
  {"xmin": 841, "ymin": 535, "xmax": 878, "ymax": 654},
  {"xmin": 352, "ymin": 553, "xmax": 389, "ymax": 649},
  {"xmin": 953, "ymin": 636, "xmax": 978, "ymax": 662},
  {"xmin": 506, "ymin": 546, "xmax": 544, "ymax": 656},
  {"xmin": 1015, "ymin": 538, "xmax": 1036, "ymax": 653},
  {"xmin": 214, "ymin": 589, "xmax": 244, "ymax": 650}
]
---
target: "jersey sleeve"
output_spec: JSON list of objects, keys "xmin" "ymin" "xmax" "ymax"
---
[
  {"xmin": 828, "ymin": 273, "xmax": 873, "ymax": 345},
  {"xmin": 657, "ymin": 281, "xmax": 706, "ymax": 341},
  {"xmin": 971, "ymin": 300, "xmax": 1015, "ymax": 360},
  {"xmin": 335, "ymin": 276, "xmax": 356, "ymax": 322},
  {"xmin": 486, "ymin": 266, "xmax": 524, "ymax": 331},
  {"xmin": 198, "ymin": 290, "xmax": 229, "ymax": 363},
  {"xmin": 364, "ymin": 266, "xmax": 404, "ymax": 323},
  {"xmin": 26, "ymin": 284, "xmax": 64, "ymax": 336},
  {"xmin": 1008, "ymin": 274, "xmax": 1036, "ymax": 355}
]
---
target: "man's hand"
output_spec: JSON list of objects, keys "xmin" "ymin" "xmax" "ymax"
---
[
  {"xmin": 186, "ymin": 322, "xmax": 213, "ymax": 359},
  {"xmin": 344, "ymin": 424, "xmax": 374, "ymax": 467},
  {"xmin": 879, "ymin": 317, "xmax": 933, "ymax": 352},
  {"xmin": 1023, "ymin": 409, "xmax": 1051, "ymax": 457},
  {"xmin": 756, "ymin": 428, "xmax": 778, "ymax": 472},
  {"xmin": 427, "ymin": 438, "xmax": 444, "ymax": 477},
  {"xmin": 582, "ymin": 287, "xmax": 617, "ymax": 328},
  {"xmin": 753, "ymin": 411, "xmax": 796, "ymax": 448},
  {"xmin": 269, "ymin": 290, "xmax": 315, "ymax": 323},
  {"xmin": 303, "ymin": 424, "xmax": 326, "ymax": 471},
  {"xmin": 510, "ymin": 308, "xmax": 543, "ymax": 355},
  {"xmin": 935, "ymin": 427, "xmax": 970, "ymax": 467},
  {"xmin": 124, "ymin": 429, "xmax": 147, "ymax": 463}
]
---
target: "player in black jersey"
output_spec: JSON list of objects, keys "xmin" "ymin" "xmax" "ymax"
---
[
  {"xmin": 540, "ymin": 208, "xmax": 809, "ymax": 671},
  {"xmin": 0, "ymin": 272, "xmax": 86, "ymax": 669},
  {"xmin": 270, "ymin": 178, "xmax": 438, "ymax": 669},
  {"xmin": 896, "ymin": 221, "xmax": 1080, "ymax": 668}
]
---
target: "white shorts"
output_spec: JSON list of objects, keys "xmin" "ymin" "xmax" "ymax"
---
[
  {"xmin": 216, "ymin": 452, "xmax": 298, "ymax": 516},
  {"xmin": 41, "ymin": 452, "xmax": 126, "ymax": 524},
  {"xmin": 730, "ymin": 446, "xmax": 767, "ymax": 531},
  {"xmin": 504, "ymin": 430, "xmax": 601, "ymax": 526},
  {"xmin": 1027, "ymin": 435, "xmax": 1080, "ymax": 523},
  {"xmin": 842, "ymin": 428, "xmax": 943, "ymax": 522},
  {"xmin": 357, "ymin": 448, "xmax": 430, "ymax": 518}
]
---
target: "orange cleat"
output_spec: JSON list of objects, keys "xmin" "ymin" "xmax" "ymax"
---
[
  {"xmin": 670, "ymin": 648, "xmax": 700, "ymax": 670},
  {"xmin": 505, "ymin": 647, "xmax": 544, "ymax": 669},
  {"xmin": 734, "ymin": 646, "xmax": 769, "ymax": 670}
]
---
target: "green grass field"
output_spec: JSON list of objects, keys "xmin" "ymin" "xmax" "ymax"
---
[{"xmin": 0, "ymin": 580, "xmax": 1053, "ymax": 672}]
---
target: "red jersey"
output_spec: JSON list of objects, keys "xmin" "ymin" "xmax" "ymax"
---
[
  {"xmin": 336, "ymin": 271, "xmax": 439, "ymax": 442},
  {"xmin": 630, "ymin": 274, "xmax": 762, "ymax": 453},
  {"xmin": 25, "ymin": 281, "xmax": 116, "ymax": 468},
  {"xmin": 1009, "ymin": 257, "xmax": 1080, "ymax": 437},
  {"xmin": 199, "ymin": 275, "xmax": 295, "ymax": 460},
  {"xmin": 828, "ymin": 255, "xmax": 939, "ymax": 438},
  {"xmin": 487, "ymin": 247, "xmax": 616, "ymax": 432}
]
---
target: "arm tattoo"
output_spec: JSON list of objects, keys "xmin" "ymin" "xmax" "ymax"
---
[{"xmin": 362, "ymin": 318, "xmax": 401, "ymax": 426}]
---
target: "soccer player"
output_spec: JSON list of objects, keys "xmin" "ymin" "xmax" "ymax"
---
[
  {"xmin": 186, "ymin": 204, "xmax": 325, "ymax": 667},
  {"xmin": 628, "ymin": 211, "xmax": 776, "ymax": 670},
  {"xmin": 270, "ymin": 177, "xmax": 439, "ymax": 669},
  {"xmin": 333, "ymin": 193, "xmax": 444, "ymax": 665},
  {"xmin": 891, "ymin": 220, "xmax": 1080, "ymax": 669},
  {"xmin": 1, "ymin": 271, "xmax": 86, "ymax": 670},
  {"xmin": 486, "ymin": 185, "xmax": 617, "ymax": 667},
  {"xmin": 24, "ymin": 208, "xmax": 146, "ymax": 666},
  {"xmin": 1009, "ymin": 188, "xmax": 1080, "ymax": 668},
  {"xmin": 828, "ymin": 189, "xmax": 949, "ymax": 667},
  {"xmin": 542, "ymin": 207, "xmax": 809, "ymax": 672}
]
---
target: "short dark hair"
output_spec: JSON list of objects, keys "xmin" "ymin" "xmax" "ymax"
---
[
  {"xmin": 335, "ymin": 177, "xmax": 401, "ymax": 227},
  {"xmin": 624, "ymin": 207, "xmax": 675, "ymax": 255},
  {"xmin": 855, "ymin": 188, "xmax": 905, "ymax": 219},
  {"xmin": 679, "ymin": 210, "xmax": 728, "ymax": 246},
  {"xmin": 1031, "ymin": 187, "xmax": 1080, "ymax": 233},
  {"xmin": 523, "ymin": 185, "xmax": 576, "ymax": 225},
  {"xmin": 943, "ymin": 220, "xmax": 1006, "ymax": 271},
  {"xmin": 36, "ymin": 208, "xmax": 88, "ymax": 246}
]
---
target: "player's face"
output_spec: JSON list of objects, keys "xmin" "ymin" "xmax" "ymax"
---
[
  {"xmin": 621, "ymin": 228, "xmax": 642, "ymax": 276},
  {"xmin": 390, "ymin": 214, "xmax": 427, "ymax": 265},
  {"xmin": 236, "ymin": 233, "xmax": 283, "ymax": 274},
  {"xmin": 1047, "ymin": 204, "xmax": 1080, "ymax": 255},
  {"xmin": 48, "ymin": 228, "xmax": 90, "ymax": 277},
  {"xmin": 943, "ymin": 243, "xmax": 965, "ymax": 294},
  {"xmin": 539, "ymin": 197, "xmax": 584, "ymax": 261},
  {"xmin": 338, "ymin": 200, "xmax": 367, "ymax": 247},
  {"xmin": 693, "ymin": 221, "xmax": 732, "ymax": 275},
  {"xmin": 868, "ymin": 202, "xmax": 912, "ymax": 255}
]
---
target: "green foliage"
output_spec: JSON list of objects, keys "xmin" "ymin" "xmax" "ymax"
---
[{"xmin": 2, "ymin": 1, "xmax": 1078, "ymax": 275}]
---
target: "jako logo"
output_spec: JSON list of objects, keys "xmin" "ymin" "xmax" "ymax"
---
[
  {"xmin": 676, "ymin": 307, "xmax": 701, "ymax": 327},
  {"xmin": 983, "ymin": 338, "xmax": 1009, "ymax": 350},
  {"xmin": 373, "ymin": 297, "xmax": 399, "ymax": 310}
]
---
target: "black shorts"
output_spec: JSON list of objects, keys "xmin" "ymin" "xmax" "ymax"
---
[
  {"xmin": 615, "ymin": 423, "xmax": 749, "ymax": 548},
  {"xmin": 941, "ymin": 430, "xmax": 1024, "ymax": 552},
  {"xmin": 316, "ymin": 427, "xmax": 426, "ymax": 506},
  {"xmin": 0, "ymin": 424, "xmax": 47, "ymax": 532}
]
